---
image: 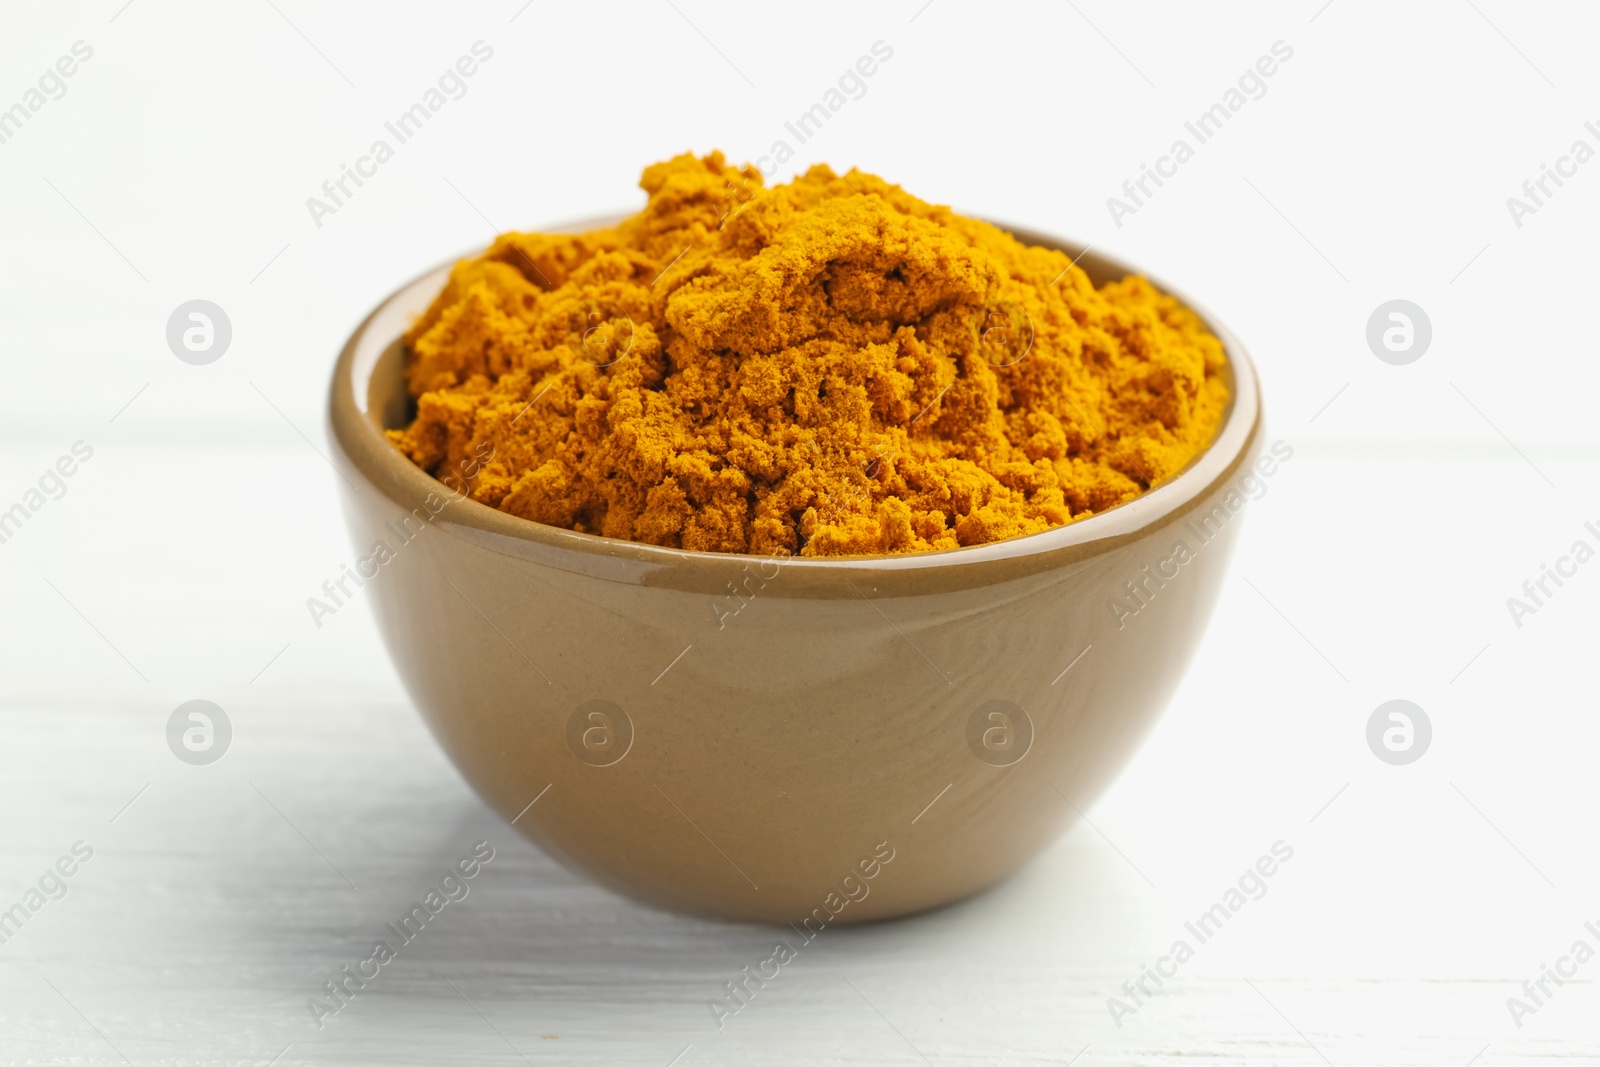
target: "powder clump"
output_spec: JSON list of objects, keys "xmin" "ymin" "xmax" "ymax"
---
[{"xmin": 389, "ymin": 152, "xmax": 1228, "ymax": 557}]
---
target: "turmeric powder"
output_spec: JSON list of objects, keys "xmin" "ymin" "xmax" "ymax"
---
[{"xmin": 389, "ymin": 152, "xmax": 1228, "ymax": 557}]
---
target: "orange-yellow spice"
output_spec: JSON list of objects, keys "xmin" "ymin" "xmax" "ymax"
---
[{"xmin": 389, "ymin": 152, "xmax": 1228, "ymax": 557}]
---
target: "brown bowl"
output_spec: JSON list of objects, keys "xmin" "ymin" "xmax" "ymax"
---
[{"xmin": 327, "ymin": 223, "xmax": 1264, "ymax": 925}]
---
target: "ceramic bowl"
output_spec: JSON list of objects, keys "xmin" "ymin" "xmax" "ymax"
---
[{"xmin": 327, "ymin": 223, "xmax": 1263, "ymax": 924}]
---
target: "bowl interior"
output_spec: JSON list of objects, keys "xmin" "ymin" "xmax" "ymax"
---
[{"xmin": 334, "ymin": 220, "xmax": 1261, "ymax": 590}]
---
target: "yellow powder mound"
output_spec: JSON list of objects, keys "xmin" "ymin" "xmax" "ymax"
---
[{"xmin": 389, "ymin": 152, "xmax": 1228, "ymax": 557}]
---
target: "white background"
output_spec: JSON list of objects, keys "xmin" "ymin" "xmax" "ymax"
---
[{"xmin": 1, "ymin": 1, "xmax": 1597, "ymax": 1064}]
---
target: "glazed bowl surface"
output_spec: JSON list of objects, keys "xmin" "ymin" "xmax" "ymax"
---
[{"xmin": 328, "ymin": 222, "xmax": 1264, "ymax": 923}]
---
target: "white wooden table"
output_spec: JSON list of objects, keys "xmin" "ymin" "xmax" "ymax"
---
[{"xmin": 2, "ymin": 437, "xmax": 1595, "ymax": 1066}]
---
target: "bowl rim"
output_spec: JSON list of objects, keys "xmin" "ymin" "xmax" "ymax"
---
[{"xmin": 328, "ymin": 215, "xmax": 1263, "ymax": 590}]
